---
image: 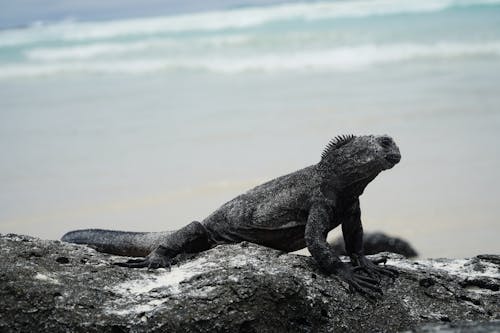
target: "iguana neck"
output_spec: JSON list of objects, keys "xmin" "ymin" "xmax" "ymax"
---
[{"xmin": 317, "ymin": 159, "xmax": 380, "ymax": 198}]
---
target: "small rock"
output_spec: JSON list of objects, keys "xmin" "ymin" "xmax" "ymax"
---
[
  {"xmin": 419, "ymin": 277, "xmax": 436, "ymax": 288},
  {"xmin": 55, "ymin": 256, "xmax": 70, "ymax": 264}
]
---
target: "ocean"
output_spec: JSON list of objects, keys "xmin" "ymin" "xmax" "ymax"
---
[{"xmin": 1, "ymin": 0, "xmax": 499, "ymax": 258}]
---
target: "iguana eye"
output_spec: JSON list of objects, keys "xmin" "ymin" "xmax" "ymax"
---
[{"xmin": 380, "ymin": 137, "xmax": 392, "ymax": 148}]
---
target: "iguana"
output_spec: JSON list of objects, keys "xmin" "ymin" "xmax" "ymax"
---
[{"xmin": 62, "ymin": 134, "xmax": 401, "ymax": 297}]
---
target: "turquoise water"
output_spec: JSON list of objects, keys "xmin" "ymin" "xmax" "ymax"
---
[{"xmin": 1, "ymin": 0, "xmax": 500, "ymax": 257}]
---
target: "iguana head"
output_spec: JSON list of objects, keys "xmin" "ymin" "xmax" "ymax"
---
[{"xmin": 319, "ymin": 134, "xmax": 401, "ymax": 194}]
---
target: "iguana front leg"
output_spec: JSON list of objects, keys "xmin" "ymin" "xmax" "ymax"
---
[
  {"xmin": 305, "ymin": 202, "xmax": 382, "ymax": 298},
  {"xmin": 341, "ymin": 200, "xmax": 398, "ymax": 280}
]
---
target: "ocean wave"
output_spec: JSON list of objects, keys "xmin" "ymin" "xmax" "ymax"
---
[
  {"xmin": 1, "ymin": 0, "xmax": 499, "ymax": 46},
  {"xmin": 26, "ymin": 42, "xmax": 155, "ymax": 61},
  {"xmin": 2, "ymin": 42, "xmax": 500, "ymax": 78},
  {"xmin": 58, "ymin": 0, "xmax": 454, "ymax": 41},
  {"xmin": 24, "ymin": 36, "xmax": 252, "ymax": 61}
]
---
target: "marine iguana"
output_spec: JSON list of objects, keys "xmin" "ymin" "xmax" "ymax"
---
[{"xmin": 62, "ymin": 134, "xmax": 401, "ymax": 297}]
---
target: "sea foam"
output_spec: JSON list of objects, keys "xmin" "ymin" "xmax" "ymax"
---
[{"xmin": 3, "ymin": 42, "xmax": 500, "ymax": 78}]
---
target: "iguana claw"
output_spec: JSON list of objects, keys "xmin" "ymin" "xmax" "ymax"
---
[
  {"xmin": 351, "ymin": 254, "xmax": 399, "ymax": 280},
  {"xmin": 336, "ymin": 265, "xmax": 383, "ymax": 301}
]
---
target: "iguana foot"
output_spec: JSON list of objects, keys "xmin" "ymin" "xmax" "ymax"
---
[
  {"xmin": 336, "ymin": 265, "xmax": 383, "ymax": 301},
  {"xmin": 350, "ymin": 254, "xmax": 399, "ymax": 281},
  {"xmin": 114, "ymin": 245, "xmax": 173, "ymax": 269}
]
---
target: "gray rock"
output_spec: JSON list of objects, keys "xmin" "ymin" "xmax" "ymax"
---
[
  {"xmin": 0, "ymin": 233, "xmax": 498, "ymax": 332},
  {"xmin": 409, "ymin": 321, "xmax": 500, "ymax": 333},
  {"xmin": 330, "ymin": 232, "xmax": 419, "ymax": 258}
]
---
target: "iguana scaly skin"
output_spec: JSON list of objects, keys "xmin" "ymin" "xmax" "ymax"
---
[{"xmin": 62, "ymin": 134, "xmax": 401, "ymax": 297}]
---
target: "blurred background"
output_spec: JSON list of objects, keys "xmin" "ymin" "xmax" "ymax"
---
[{"xmin": 1, "ymin": 0, "xmax": 499, "ymax": 258}]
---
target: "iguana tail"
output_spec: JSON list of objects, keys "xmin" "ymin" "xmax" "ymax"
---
[{"xmin": 61, "ymin": 229, "xmax": 173, "ymax": 257}]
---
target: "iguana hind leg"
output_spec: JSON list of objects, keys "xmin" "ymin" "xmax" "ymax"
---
[{"xmin": 115, "ymin": 221, "xmax": 215, "ymax": 269}]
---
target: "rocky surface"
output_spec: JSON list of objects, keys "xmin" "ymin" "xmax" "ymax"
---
[
  {"xmin": 409, "ymin": 321, "xmax": 500, "ymax": 332},
  {"xmin": 0, "ymin": 233, "xmax": 498, "ymax": 332}
]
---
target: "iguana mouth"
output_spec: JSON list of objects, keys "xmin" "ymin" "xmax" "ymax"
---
[{"xmin": 385, "ymin": 153, "xmax": 401, "ymax": 165}]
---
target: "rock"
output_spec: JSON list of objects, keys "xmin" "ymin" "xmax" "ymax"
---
[
  {"xmin": 330, "ymin": 232, "xmax": 419, "ymax": 258},
  {"xmin": 409, "ymin": 321, "xmax": 500, "ymax": 332},
  {"xmin": 0, "ymin": 233, "xmax": 498, "ymax": 333}
]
